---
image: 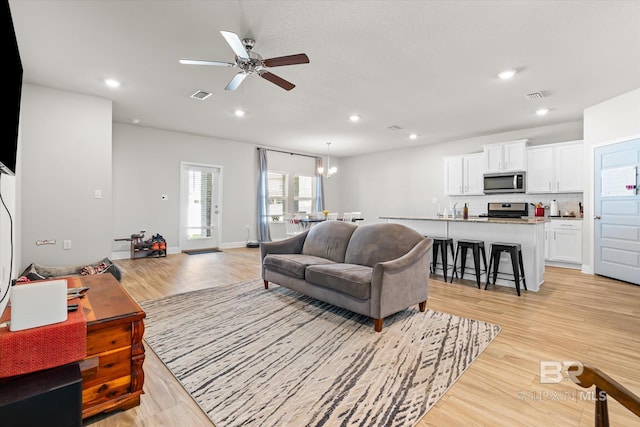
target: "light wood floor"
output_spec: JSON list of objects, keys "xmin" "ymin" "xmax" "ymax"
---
[{"xmin": 85, "ymin": 249, "xmax": 640, "ymax": 427}]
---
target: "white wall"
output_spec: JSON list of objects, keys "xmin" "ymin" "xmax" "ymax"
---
[
  {"xmin": 20, "ymin": 84, "xmax": 113, "ymax": 269},
  {"xmin": 338, "ymin": 121, "xmax": 583, "ymax": 224},
  {"xmin": 112, "ymin": 124, "xmax": 258, "ymax": 254},
  {"xmin": 583, "ymin": 87, "xmax": 640, "ymax": 274},
  {"xmin": 112, "ymin": 128, "xmax": 336, "ymax": 249}
]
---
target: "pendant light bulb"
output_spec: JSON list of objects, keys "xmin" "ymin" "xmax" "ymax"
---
[{"xmin": 318, "ymin": 142, "xmax": 337, "ymax": 178}]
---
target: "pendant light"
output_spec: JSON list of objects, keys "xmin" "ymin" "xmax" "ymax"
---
[{"xmin": 317, "ymin": 142, "xmax": 337, "ymax": 178}]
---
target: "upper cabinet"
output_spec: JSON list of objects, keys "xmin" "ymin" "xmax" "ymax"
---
[
  {"xmin": 482, "ymin": 139, "xmax": 527, "ymax": 173},
  {"xmin": 444, "ymin": 153, "xmax": 484, "ymax": 195},
  {"xmin": 526, "ymin": 141, "xmax": 583, "ymax": 193},
  {"xmin": 483, "ymin": 139, "xmax": 528, "ymax": 173}
]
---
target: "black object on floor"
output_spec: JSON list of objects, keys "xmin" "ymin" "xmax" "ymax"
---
[{"xmin": 183, "ymin": 249, "xmax": 222, "ymax": 255}]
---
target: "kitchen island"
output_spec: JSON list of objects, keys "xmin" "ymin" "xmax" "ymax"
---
[{"xmin": 379, "ymin": 216, "xmax": 549, "ymax": 291}]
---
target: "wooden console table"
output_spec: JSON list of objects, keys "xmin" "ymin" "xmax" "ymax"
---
[{"xmin": 72, "ymin": 274, "xmax": 146, "ymax": 419}]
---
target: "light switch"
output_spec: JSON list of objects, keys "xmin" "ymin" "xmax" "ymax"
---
[
  {"xmin": 63, "ymin": 240, "xmax": 72, "ymax": 250},
  {"xmin": 95, "ymin": 190, "xmax": 102, "ymax": 199}
]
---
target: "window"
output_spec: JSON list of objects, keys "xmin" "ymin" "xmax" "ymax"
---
[
  {"xmin": 268, "ymin": 172, "xmax": 287, "ymax": 222},
  {"xmin": 267, "ymin": 172, "xmax": 316, "ymax": 221},
  {"xmin": 294, "ymin": 175, "xmax": 314, "ymax": 214}
]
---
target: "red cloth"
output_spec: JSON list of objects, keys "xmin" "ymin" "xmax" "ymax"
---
[{"xmin": 0, "ymin": 298, "xmax": 87, "ymax": 378}]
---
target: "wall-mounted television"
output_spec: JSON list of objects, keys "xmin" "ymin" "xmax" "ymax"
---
[{"xmin": 1, "ymin": 0, "xmax": 22, "ymax": 176}]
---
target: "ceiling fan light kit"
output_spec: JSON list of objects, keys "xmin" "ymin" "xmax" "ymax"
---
[{"xmin": 180, "ymin": 30, "xmax": 309, "ymax": 91}]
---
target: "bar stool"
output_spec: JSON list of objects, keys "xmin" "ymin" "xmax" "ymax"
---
[
  {"xmin": 428, "ymin": 236, "xmax": 455, "ymax": 282},
  {"xmin": 450, "ymin": 239, "xmax": 488, "ymax": 289},
  {"xmin": 485, "ymin": 242, "xmax": 527, "ymax": 296}
]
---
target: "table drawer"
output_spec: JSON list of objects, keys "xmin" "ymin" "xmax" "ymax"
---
[{"xmin": 86, "ymin": 323, "xmax": 131, "ymax": 356}]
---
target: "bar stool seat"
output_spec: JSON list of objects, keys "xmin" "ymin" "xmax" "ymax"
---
[
  {"xmin": 428, "ymin": 236, "xmax": 455, "ymax": 282},
  {"xmin": 450, "ymin": 239, "xmax": 488, "ymax": 289},
  {"xmin": 485, "ymin": 242, "xmax": 527, "ymax": 296}
]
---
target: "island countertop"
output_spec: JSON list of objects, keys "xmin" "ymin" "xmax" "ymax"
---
[
  {"xmin": 379, "ymin": 216, "xmax": 551, "ymax": 225},
  {"xmin": 381, "ymin": 215, "xmax": 547, "ymax": 291}
]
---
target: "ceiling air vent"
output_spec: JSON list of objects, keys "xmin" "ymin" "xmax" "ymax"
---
[
  {"xmin": 525, "ymin": 91, "xmax": 545, "ymax": 101},
  {"xmin": 191, "ymin": 90, "xmax": 212, "ymax": 100},
  {"xmin": 388, "ymin": 125, "xmax": 403, "ymax": 131}
]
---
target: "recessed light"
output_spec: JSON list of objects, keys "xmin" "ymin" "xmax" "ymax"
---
[
  {"xmin": 234, "ymin": 109, "xmax": 246, "ymax": 117},
  {"xmin": 104, "ymin": 78, "xmax": 121, "ymax": 88},
  {"xmin": 536, "ymin": 108, "xmax": 549, "ymax": 116},
  {"xmin": 498, "ymin": 69, "xmax": 516, "ymax": 80},
  {"xmin": 132, "ymin": 118, "xmax": 140, "ymax": 124},
  {"xmin": 349, "ymin": 115, "xmax": 360, "ymax": 122},
  {"xmin": 409, "ymin": 133, "xmax": 418, "ymax": 140}
]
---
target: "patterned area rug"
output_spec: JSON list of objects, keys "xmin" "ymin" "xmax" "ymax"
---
[{"xmin": 141, "ymin": 279, "xmax": 500, "ymax": 427}]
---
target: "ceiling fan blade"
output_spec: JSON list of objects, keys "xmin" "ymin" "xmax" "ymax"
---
[
  {"xmin": 220, "ymin": 30, "xmax": 249, "ymax": 59},
  {"xmin": 225, "ymin": 72, "xmax": 248, "ymax": 91},
  {"xmin": 260, "ymin": 72, "xmax": 295, "ymax": 91},
  {"xmin": 179, "ymin": 59, "xmax": 235, "ymax": 67},
  {"xmin": 263, "ymin": 53, "xmax": 310, "ymax": 68}
]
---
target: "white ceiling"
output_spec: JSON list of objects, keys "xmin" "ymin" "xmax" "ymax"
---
[{"xmin": 8, "ymin": 0, "xmax": 640, "ymax": 158}]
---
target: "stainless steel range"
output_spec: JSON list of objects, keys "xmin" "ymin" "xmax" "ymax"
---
[{"xmin": 487, "ymin": 202, "xmax": 529, "ymax": 218}]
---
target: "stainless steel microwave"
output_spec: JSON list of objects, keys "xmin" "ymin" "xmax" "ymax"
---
[{"xmin": 483, "ymin": 172, "xmax": 526, "ymax": 194}]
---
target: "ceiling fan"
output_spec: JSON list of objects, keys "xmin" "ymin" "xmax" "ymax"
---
[{"xmin": 180, "ymin": 30, "xmax": 309, "ymax": 91}]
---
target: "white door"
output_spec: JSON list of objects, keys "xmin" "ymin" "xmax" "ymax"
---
[
  {"xmin": 180, "ymin": 162, "xmax": 222, "ymax": 251},
  {"xmin": 594, "ymin": 138, "xmax": 640, "ymax": 285}
]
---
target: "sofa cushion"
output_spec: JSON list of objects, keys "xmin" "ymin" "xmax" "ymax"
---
[
  {"xmin": 305, "ymin": 263, "xmax": 373, "ymax": 300},
  {"xmin": 302, "ymin": 220, "xmax": 357, "ymax": 263},
  {"xmin": 263, "ymin": 254, "xmax": 336, "ymax": 279},
  {"xmin": 345, "ymin": 223, "xmax": 425, "ymax": 267}
]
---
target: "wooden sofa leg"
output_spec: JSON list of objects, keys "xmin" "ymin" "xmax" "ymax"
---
[
  {"xmin": 419, "ymin": 300, "xmax": 427, "ymax": 312},
  {"xmin": 263, "ymin": 280, "xmax": 269, "ymax": 289},
  {"xmin": 373, "ymin": 318, "xmax": 384, "ymax": 332}
]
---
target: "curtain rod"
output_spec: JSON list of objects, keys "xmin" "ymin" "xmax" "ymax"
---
[{"xmin": 257, "ymin": 147, "xmax": 318, "ymax": 159}]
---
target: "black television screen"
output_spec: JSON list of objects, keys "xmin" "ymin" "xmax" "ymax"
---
[{"xmin": 1, "ymin": 0, "xmax": 22, "ymax": 176}]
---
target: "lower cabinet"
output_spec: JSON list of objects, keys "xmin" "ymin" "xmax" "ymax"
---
[{"xmin": 545, "ymin": 220, "xmax": 583, "ymax": 265}]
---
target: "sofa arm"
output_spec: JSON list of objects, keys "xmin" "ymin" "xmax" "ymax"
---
[
  {"xmin": 370, "ymin": 238, "xmax": 433, "ymax": 319},
  {"xmin": 260, "ymin": 231, "xmax": 309, "ymax": 261},
  {"xmin": 377, "ymin": 238, "xmax": 433, "ymax": 274}
]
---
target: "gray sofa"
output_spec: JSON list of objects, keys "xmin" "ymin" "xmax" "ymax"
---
[{"xmin": 261, "ymin": 221, "xmax": 433, "ymax": 332}]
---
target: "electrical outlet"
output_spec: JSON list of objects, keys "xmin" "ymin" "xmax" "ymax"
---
[
  {"xmin": 432, "ymin": 197, "xmax": 438, "ymax": 204},
  {"xmin": 63, "ymin": 240, "xmax": 72, "ymax": 250}
]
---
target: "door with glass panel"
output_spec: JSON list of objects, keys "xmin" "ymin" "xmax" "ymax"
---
[{"xmin": 180, "ymin": 162, "xmax": 221, "ymax": 251}]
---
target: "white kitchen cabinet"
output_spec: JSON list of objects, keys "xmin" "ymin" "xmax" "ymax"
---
[
  {"xmin": 555, "ymin": 142, "xmax": 583, "ymax": 192},
  {"xmin": 483, "ymin": 139, "xmax": 527, "ymax": 173},
  {"xmin": 527, "ymin": 141, "xmax": 583, "ymax": 193},
  {"xmin": 545, "ymin": 220, "xmax": 582, "ymax": 265},
  {"xmin": 443, "ymin": 153, "xmax": 484, "ymax": 195}
]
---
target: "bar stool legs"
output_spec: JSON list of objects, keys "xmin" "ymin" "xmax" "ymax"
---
[
  {"xmin": 450, "ymin": 239, "xmax": 488, "ymax": 289},
  {"xmin": 430, "ymin": 237, "xmax": 455, "ymax": 282},
  {"xmin": 485, "ymin": 242, "xmax": 528, "ymax": 296}
]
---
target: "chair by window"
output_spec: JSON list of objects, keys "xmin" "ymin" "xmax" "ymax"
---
[
  {"xmin": 326, "ymin": 213, "xmax": 339, "ymax": 221},
  {"xmin": 341, "ymin": 212, "xmax": 354, "ymax": 222},
  {"xmin": 284, "ymin": 213, "xmax": 303, "ymax": 236}
]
